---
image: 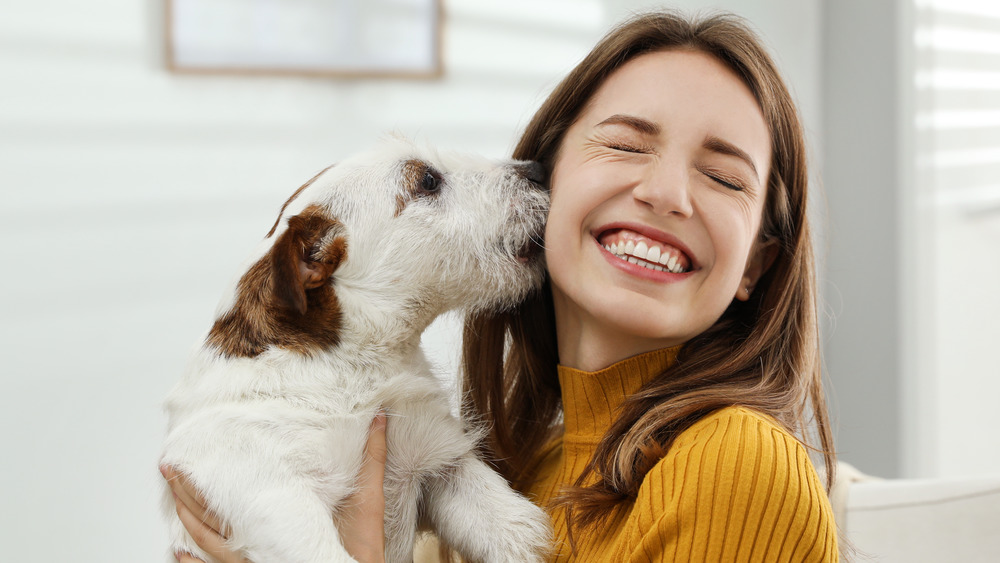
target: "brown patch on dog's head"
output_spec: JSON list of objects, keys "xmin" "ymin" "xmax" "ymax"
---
[
  {"xmin": 394, "ymin": 159, "xmax": 443, "ymax": 217},
  {"xmin": 207, "ymin": 204, "xmax": 347, "ymax": 358}
]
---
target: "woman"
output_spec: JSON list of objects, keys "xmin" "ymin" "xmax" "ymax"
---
[{"xmin": 166, "ymin": 10, "xmax": 839, "ymax": 562}]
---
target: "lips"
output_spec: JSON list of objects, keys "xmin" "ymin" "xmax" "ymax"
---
[{"xmin": 596, "ymin": 226, "xmax": 695, "ymax": 274}]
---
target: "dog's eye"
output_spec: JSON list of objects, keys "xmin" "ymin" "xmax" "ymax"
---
[{"xmin": 420, "ymin": 169, "xmax": 443, "ymax": 194}]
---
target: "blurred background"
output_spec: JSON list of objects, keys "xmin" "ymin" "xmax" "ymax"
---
[{"xmin": 1, "ymin": 0, "xmax": 998, "ymax": 560}]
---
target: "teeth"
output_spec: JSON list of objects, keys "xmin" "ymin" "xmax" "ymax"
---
[
  {"xmin": 604, "ymin": 237, "xmax": 688, "ymax": 273},
  {"xmin": 633, "ymin": 241, "xmax": 648, "ymax": 261}
]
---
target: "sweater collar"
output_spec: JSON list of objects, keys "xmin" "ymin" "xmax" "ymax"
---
[{"xmin": 557, "ymin": 347, "xmax": 680, "ymax": 444}]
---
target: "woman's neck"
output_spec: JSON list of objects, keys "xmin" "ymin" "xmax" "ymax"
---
[{"xmin": 552, "ymin": 291, "xmax": 684, "ymax": 371}]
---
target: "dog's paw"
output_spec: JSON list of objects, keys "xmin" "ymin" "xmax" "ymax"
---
[
  {"xmin": 425, "ymin": 456, "xmax": 553, "ymax": 562},
  {"xmin": 482, "ymin": 496, "xmax": 552, "ymax": 563}
]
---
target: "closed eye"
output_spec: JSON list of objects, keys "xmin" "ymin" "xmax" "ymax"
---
[
  {"xmin": 697, "ymin": 165, "xmax": 746, "ymax": 192},
  {"xmin": 707, "ymin": 174, "xmax": 745, "ymax": 191},
  {"xmin": 606, "ymin": 142, "xmax": 652, "ymax": 154}
]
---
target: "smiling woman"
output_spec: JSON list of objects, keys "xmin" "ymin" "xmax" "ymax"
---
[
  {"xmin": 163, "ymin": 10, "xmax": 840, "ymax": 563},
  {"xmin": 462, "ymin": 10, "xmax": 839, "ymax": 562}
]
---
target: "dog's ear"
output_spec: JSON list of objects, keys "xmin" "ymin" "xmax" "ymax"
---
[{"xmin": 270, "ymin": 207, "xmax": 347, "ymax": 316}]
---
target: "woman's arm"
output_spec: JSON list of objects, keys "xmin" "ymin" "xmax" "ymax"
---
[{"xmin": 161, "ymin": 412, "xmax": 389, "ymax": 563}]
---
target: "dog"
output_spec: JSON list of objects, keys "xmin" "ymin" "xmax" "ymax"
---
[{"xmin": 160, "ymin": 137, "xmax": 552, "ymax": 563}]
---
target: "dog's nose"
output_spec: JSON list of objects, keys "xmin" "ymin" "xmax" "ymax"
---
[{"xmin": 515, "ymin": 161, "xmax": 547, "ymax": 186}]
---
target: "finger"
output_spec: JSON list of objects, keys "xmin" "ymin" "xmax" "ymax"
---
[
  {"xmin": 355, "ymin": 411, "xmax": 387, "ymax": 521},
  {"xmin": 174, "ymin": 495, "xmax": 248, "ymax": 563},
  {"xmin": 161, "ymin": 466, "xmax": 231, "ymax": 537},
  {"xmin": 176, "ymin": 552, "xmax": 207, "ymax": 563},
  {"xmin": 161, "ymin": 466, "xmax": 206, "ymax": 521},
  {"xmin": 340, "ymin": 410, "xmax": 387, "ymax": 563},
  {"xmin": 365, "ymin": 410, "xmax": 388, "ymax": 467}
]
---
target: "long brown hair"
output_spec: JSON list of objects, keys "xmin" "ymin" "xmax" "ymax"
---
[{"xmin": 461, "ymin": 10, "xmax": 834, "ymax": 534}]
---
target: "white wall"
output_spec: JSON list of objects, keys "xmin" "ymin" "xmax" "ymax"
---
[
  {"xmin": 0, "ymin": 1, "xmax": 604, "ymax": 560},
  {"xmin": 602, "ymin": 0, "xmax": 824, "ymax": 151},
  {"xmin": 820, "ymin": 0, "xmax": 910, "ymax": 478},
  {"xmin": 914, "ymin": 0, "xmax": 1000, "ymax": 478},
  {"xmin": 821, "ymin": 0, "xmax": 1000, "ymax": 479}
]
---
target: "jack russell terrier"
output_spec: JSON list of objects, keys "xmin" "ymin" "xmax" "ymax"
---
[{"xmin": 161, "ymin": 138, "xmax": 552, "ymax": 563}]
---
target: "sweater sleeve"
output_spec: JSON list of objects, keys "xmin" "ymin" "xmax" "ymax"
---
[{"xmin": 625, "ymin": 408, "xmax": 839, "ymax": 562}]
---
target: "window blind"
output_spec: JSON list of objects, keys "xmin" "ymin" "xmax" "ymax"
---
[{"xmin": 915, "ymin": 0, "xmax": 1000, "ymax": 214}]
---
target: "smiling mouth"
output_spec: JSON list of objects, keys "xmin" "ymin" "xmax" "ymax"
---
[{"xmin": 597, "ymin": 229, "xmax": 692, "ymax": 274}]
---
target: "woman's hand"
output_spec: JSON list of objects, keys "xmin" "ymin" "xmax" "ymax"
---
[
  {"xmin": 160, "ymin": 411, "xmax": 388, "ymax": 563},
  {"xmin": 340, "ymin": 410, "xmax": 388, "ymax": 563},
  {"xmin": 160, "ymin": 465, "xmax": 245, "ymax": 563}
]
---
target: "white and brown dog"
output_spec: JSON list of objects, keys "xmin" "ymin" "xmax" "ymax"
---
[{"xmin": 160, "ymin": 138, "xmax": 551, "ymax": 563}]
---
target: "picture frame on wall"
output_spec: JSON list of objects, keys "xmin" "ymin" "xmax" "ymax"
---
[{"xmin": 165, "ymin": 0, "xmax": 443, "ymax": 78}]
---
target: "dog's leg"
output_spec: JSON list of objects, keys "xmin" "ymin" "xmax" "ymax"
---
[
  {"xmin": 163, "ymin": 409, "xmax": 368, "ymax": 563},
  {"xmin": 163, "ymin": 461, "xmax": 363, "ymax": 563},
  {"xmin": 238, "ymin": 482, "xmax": 359, "ymax": 563},
  {"xmin": 380, "ymin": 380, "xmax": 550, "ymax": 563},
  {"xmin": 382, "ymin": 465, "xmax": 422, "ymax": 563},
  {"xmin": 379, "ymin": 402, "xmax": 444, "ymax": 563},
  {"xmin": 422, "ymin": 454, "xmax": 552, "ymax": 563}
]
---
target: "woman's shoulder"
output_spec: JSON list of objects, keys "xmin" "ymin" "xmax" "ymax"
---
[
  {"xmin": 649, "ymin": 405, "xmax": 822, "ymax": 491},
  {"xmin": 664, "ymin": 405, "xmax": 805, "ymax": 461},
  {"xmin": 674, "ymin": 404, "xmax": 789, "ymax": 441},
  {"xmin": 626, "ymin": 406, "xmax": 838, "ymax": 560}
]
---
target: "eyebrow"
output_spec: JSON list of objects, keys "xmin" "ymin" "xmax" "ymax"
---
[
  {"xmin": 703, "ymin": 136, "xmax": 759, "ymax": 178},
  {"xmin": 596, "ymin": 114, "xmax": 661, "ymax": 136}
]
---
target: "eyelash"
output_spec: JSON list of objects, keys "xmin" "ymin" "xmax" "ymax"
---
[
  {"xmin": 606, "ymin": 141, "xmax": 651, "ymax": 154},
  {"xmin": 707, "ymin": 174, "xmax": 745, "ymax": 192},
  {"xmin": 693, "ymin": 164, "xmax": 745, "ymax": 192}
]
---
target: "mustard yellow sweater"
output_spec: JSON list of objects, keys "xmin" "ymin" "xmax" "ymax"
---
[{"xmin": 525, "ymin": 348, "xmax": 839, "ymax": 562}]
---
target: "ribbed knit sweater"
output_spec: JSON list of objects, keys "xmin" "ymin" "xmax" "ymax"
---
[{"xmin": 524, "ymin": 348, "xmax": 839, "ymax": 562}]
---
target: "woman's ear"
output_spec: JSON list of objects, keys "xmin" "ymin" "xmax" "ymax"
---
[{"xmin": 736, "ymin": 238, "xmax": 779, "ymax": 301}]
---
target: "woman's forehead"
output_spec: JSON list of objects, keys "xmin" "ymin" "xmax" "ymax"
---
[{"xmin": 579, "ymin": 50, "xmax": 772, "ymax": 177}]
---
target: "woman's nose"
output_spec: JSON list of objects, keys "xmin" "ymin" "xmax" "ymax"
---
[{"xmin": 631, "ymin": 162, "xmax": 693, "ymax": 217}]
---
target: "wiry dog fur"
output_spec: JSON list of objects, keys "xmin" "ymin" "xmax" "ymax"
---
[{"xmin": 161, "ymin": 138, "xmax": 552, "ymax": 563}]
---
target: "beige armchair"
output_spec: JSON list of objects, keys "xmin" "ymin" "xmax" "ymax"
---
[{"xmin": 831, "ymin": 462, "xmax": 1000, "ymax": 562}]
